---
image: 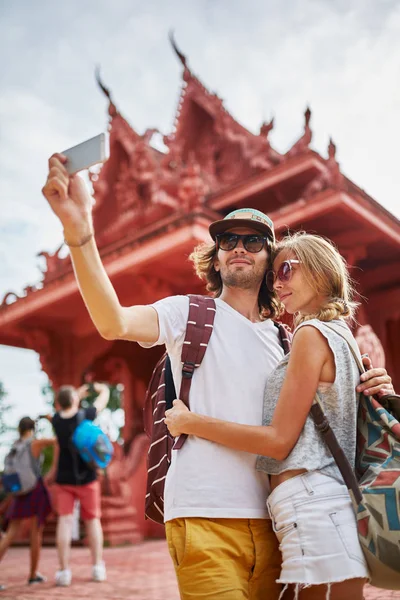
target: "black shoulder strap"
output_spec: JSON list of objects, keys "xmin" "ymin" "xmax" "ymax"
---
[
  {"xmin": 69, "ymin": 409, "xmax": 88, "ymax": 483},
  {"xmin": 164, "ymin": 355, "xmax": 177, "ymax": 411},
  {"xmin": 173, "ymin": 294, "xmax": 216, "ymax": 450}
]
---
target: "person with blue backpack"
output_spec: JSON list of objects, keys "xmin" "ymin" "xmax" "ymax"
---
[{"xmin": 49, "ymin": 382, "xmax": 110, "ymax": 587}]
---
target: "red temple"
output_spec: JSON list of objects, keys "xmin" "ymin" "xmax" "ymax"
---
[{"xmin": 1, "ymin": 40, "xmax": 399, "ymax": 544}]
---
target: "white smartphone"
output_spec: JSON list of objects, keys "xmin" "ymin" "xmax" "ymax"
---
[{"xmin": 61, "ymin": 133, "xmax": 108, "ymax": 175}]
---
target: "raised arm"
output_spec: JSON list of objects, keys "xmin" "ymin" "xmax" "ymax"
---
[
  {"xmin": 165, "ymin": 326, "xmax": 330, "ymax": 459},
  {"xmin": 41, "ymin": 154, "xmax": 159, "ymax": 343},
  {"xmin": 92, "ymin": 382, "xmax": 110, "ymax": 413}
]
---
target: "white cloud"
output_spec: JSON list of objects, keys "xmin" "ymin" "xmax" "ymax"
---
[{"xmin": 0, "ymin": 346, "xmax": 49, "ymax": 467}]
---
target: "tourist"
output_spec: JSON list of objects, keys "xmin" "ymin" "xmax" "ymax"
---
[
  {"xmin": 48, "ymin": 382, "xmax": 109, "ymax": 587},
  {"xmin": 41, "ymin": 156, "xmax": 393, "ymax": 599},
  {"xmin": 0, "ymin": 417, "xmax": 54, "ymax": 588},
  {"xmin": 165, "ymin": 233, "xmax": 372, "ymax": 599}
]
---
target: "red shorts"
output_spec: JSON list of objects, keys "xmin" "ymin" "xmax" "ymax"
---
[{"xmin": 52, "ymin": 480, "xmax": 101, "ymax": 520}]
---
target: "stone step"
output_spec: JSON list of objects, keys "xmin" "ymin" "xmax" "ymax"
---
[
  {"xmin": 101, "ymin": 505, "xmax": 136, "ymax": 520},
  {"xmin": 102, "ymin": 518, "xmax": 138, "ymax": 535},
  {"xmin": 101, "ymin": 495, "xmax": 132, "ymax": 509}
]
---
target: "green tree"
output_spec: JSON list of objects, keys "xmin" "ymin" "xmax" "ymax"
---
[
  {"xmin": 0, "ymin": 382, "xmax": 12, "ymax": 437},
  {"xmin": 0, "ymin": 383, "xmax": 11, "ymax": 503},
  {"xmin": 41, "ymin": 381, "xmax": 55, "ymax": 411}
]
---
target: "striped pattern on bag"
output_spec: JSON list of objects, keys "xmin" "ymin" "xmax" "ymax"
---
[{"xmin": 143, "ymin": 295, "xmax": 216, "ymax": 524}]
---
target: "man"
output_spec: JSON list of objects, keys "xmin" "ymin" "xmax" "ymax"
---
[
  {"xmin": 42, "ymin": 156, "xmax": 393, "ymax": 599},
  {"xmin": 49, "ymin": 382, "xmax": 110, "ymax": 587}
]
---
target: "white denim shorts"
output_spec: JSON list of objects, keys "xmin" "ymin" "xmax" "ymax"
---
[{"xmin": 266, "ymin": 471, "xmax": 369, "ymax": 590}]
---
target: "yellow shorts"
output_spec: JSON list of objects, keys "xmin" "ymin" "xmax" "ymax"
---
[{"xmin": 165, "ymin": 517, "xmax": 282, "ymax": 600}]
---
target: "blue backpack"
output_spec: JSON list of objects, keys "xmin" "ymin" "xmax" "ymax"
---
[{"xmin": 72, "ymin": 410, "xmax": 113, "ymax": 469}]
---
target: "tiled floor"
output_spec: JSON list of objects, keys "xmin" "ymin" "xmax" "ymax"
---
[{"xmin": 0, "ymin": 541, "xmax": 399, "ymax": 599}]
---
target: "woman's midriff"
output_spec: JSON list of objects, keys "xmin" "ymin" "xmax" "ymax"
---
[
  {"xmin": 270, "ymin": 469, "xmax": 308, "ymax": 491},
  {"xmin": 268, "ymin": 381, "xmax": 333, "ymax": 491}
]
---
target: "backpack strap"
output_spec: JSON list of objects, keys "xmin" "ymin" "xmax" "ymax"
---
[
  {"xmin": 165, "ymin": 355, "xmax": 177, "ymax": 411},
  {"xmin": 273, "ymin": 321, "xmax": 292, "ymax": 355},
  {"xmin": 322, "ymin": 321, "xmax": 366, "ymax": 374},
  {"xmin": 304, "ymin": 320, "xmax": 400, "ymax": 419},
  {"xmin": 173, "ymin": 294, "xmax": 216, "ymax": 450},
  {"xmin": 310, "ymin": 396, "xmax": 362, "ymax": 504},
  {"xmin": 70, "ymin": 409, "xmax": 88, "ymax": 483},
  {"xmin": 76, "ymin": 409, "xmax": 86, "ymax": 426},
  {"xmin": 25, "ymin": 438, "xmax": 41, "ymax": 479},
  {"xmin": 301, "ymin": 321, "xmax": 363, "ymax": 504}
]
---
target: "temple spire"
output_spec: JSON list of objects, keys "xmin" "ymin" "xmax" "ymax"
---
[
  {"xmin": 169, "ymin": 31, "xmax": 188, "ymax": 70},
  {"xmin": 286, "ymin": 106, "xmax": 313, "ymax": 157},
  {"xmin": 95, "ymin": 66, "xmax": 117, "ymax": 116}
]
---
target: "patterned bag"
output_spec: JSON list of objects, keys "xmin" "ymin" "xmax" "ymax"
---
[
  {"xmin": 143, "ymin": 295, "xmax": 216, "ymax": 524},
  {"xmin": 311, "ymin": 321, "xmax": 400, "ymax": 590}
]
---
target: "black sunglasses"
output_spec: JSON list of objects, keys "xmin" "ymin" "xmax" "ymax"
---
[{"xmin": 216, "ymin": 233, "xmax": 269, "ymax": 253}]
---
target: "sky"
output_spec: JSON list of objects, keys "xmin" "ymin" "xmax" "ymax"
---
[{"xmin": 1, "ymin": 0, "xmax": 400, "ymax": 461}]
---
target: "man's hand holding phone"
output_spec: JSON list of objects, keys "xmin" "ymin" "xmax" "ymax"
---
[{"xmin": 42, "ymin": 134, "xmax": 107, "ymax": 246}]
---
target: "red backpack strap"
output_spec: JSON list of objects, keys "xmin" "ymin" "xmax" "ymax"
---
[
  {"xmin": 273, "ymin": 321, "xmax": 292, "ymax": 355},
  {"xmin": 173, "ymin": 294, "xmax": 216, "ymax": 449}
]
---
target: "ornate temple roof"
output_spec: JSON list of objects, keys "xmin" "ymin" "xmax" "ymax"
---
[{"xmin": 1, "ymin": 36, "xmax": 400, "ymax": 336}]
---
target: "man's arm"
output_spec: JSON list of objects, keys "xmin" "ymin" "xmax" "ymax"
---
[
  {"xmin": 42, "ymin": 155, "xmax": 159, "ymax": 343},
  {"xmin": 92, "ymin": 382, "xmax": 110, "ymax": 413}
]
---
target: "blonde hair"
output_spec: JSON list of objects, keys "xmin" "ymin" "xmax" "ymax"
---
[
  {"xmin": 274, "ymin": 232, "xmax": 359, "ymax": 326},
  {"xmin": 189, "ymin": 241, "xmax": 282, "ymax": 319}
]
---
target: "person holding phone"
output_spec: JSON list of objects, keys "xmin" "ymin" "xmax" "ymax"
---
[{"xmin": 41, "ymin": 155, "xmax": 393, "ymax": 599}]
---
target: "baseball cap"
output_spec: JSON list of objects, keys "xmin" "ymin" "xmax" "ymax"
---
[{"xmin": 209, "ymin": 208, "xmax": 275, "ymax": 242}]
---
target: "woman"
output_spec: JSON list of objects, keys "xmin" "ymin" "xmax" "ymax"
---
[
  {"xmin": 0, "ymin": 417, "xmax": 55, "ymax": 588},
  {"xmin": 165, "ymin": 233, "xmax": 371, "ymax": 600}
]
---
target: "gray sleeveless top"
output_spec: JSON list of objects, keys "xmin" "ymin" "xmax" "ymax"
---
[{"xmin": 256, "ymin": 319, "xmax": 360, "ymax": 484}]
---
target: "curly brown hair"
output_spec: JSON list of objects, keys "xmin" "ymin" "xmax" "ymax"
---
[{"xmin": 189, "ymin": 241, "xmax": 283, "ymax": 320}]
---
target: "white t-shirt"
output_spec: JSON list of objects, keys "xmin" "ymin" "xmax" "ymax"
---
[{"xmin": 141, "ymin": 295, "xmax": 284, "ymax": 521}]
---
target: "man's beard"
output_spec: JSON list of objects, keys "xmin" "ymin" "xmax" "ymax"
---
[{"xmin": 220, "ymin": 263, "xmax": 265, "ymax": 291}]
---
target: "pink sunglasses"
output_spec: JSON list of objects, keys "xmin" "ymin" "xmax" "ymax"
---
[{"xmin": 266, "ymin": 260, "xmax": 301, "ymax": 292}]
